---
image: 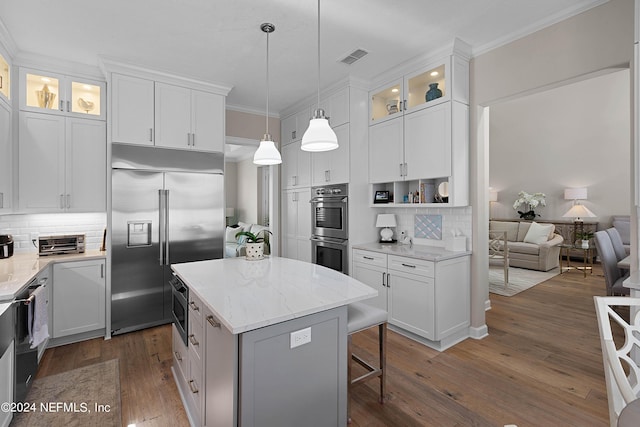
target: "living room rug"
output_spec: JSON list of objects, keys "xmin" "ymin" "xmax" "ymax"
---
[
  {"xmin": 489, "ymin": 266, "xmax": 559, "ymax": 296},
  {"xmin": 11, "ymin": 359, "xmax": 121, "ymax": 427}
]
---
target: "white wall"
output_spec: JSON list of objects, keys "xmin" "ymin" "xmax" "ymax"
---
[
  {"xmin": 470, "ymin": 0, "xmax": 634, "ymax": 334},
  {"xmin": 489, "ymin": 69, "xmax": 630, "ymax": 224},
  {"xmin": 236, "ymin": 158, "xmax": 259, "ymax": 224}
]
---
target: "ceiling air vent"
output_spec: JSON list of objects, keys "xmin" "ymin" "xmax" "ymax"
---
[{"xmin": 339, "ymin": 49, "xmax": 368, "ymax": 65}]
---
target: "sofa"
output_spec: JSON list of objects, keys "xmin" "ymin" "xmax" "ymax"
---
[
  {"xmin": 224, "ymin": 222, "xmax": 270, "ymax": 258},
  {"xmin": 489, "ymin": 220, "xmax": 564, "ymax": 271}
]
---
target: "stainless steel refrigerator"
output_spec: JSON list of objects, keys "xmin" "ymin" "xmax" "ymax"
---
[{"xmin": 111, "ymin": 144, "xmax": 224, "ymax": 335}]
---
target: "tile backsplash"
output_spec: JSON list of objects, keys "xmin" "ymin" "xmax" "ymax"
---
[
  {"xmin": 376, "ymin": 206, "xmax": 472, "ymax": 249},
  {"xmin": 0, "ymin": 213, "xmax": 107, "ymax": 252}
]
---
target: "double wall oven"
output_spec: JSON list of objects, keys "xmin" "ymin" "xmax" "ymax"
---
[{"xmin": 310, "ymin": 184, "xmax": 348, "ymax": 274}]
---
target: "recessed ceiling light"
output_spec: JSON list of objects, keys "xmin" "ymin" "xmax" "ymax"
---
[
  {"xmin": 83, "ymin": 84, "xmax": 92, "ymax": 90},
  {"xmin": 430, "ymin": 71, "xmax": 439, "ymax": 77},
  {"xmin": 391, "ymin": 88, "xmax": 399, "ymax": 93},
  {"xmin": 41, "ymin": 77, "xmax": 50, "ymax": 82}
]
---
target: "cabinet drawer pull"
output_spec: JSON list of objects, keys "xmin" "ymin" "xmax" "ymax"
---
[
  {"xmin": 191, "ymin": 133, "xmax": 195, "ymax": 146},
  {"xmin": 188, "ymin": 334, "xmax": 199, "ymax": 346},
  {"xmin": 59, "ymin": 100, "xmax": 64, "ymax": 111},
  {"xmin": 188, "ymin": 380, "xmax": 199, "ymax": 394},
  {"xmin": 401, "ymin": 263, "xmax": 416, "ymax": 268},
  {"xmin": 292, "ymin": 130, "xmax": 296, "ymax": 140},
  {"xmin": 189, "ymin": 301, "xmax": 199, "ymax": 311},
  {"xmin": 382, "ymin": 272, "xmax": 386, "ymax": 287},
  {"xmin": 0, "ymin": 192, "xmax": 3, "ymax": 208},
  {"xmin": 149, "ymin": 128, "xmax": 153, "ymax": 142},
  {"xmin": 207, "ymin": 315, "xmax": 221, "ymax": 328},
  {"xmin": 66, "ymin": 194, "xmax": 71, "ymax": 209},
  {"xmin": 66, "ymin": 100, "xmax": 70, "ymax": 112},
  {"xmin": 60, "ymin": 194, "xmax": 65, "ymax": 209},
  {"xmin": 387, "ymin": 273, "xmax": 390, "ymax": 288},
  {"xmin": 399, "ymin": 163, "xmax": 403, "ymax": 177},
  {"xmin": 403, "ymin": 100, "xmax": 407, "ymax": 111},
  {"xmin": 363, "ymin": 256, "xmax": 374, "ymax": 260},
  {"xmin": 174, "ymin": 351, "xmax": 182, "ymax": 361}
]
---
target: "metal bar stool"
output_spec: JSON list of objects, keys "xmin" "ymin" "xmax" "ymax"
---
[{"xmin": 347, "ymin": 302, "xmax": 387, "ymax": 422}]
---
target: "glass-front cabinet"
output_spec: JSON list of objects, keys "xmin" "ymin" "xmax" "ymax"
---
[
  {"xmin": 0, "ymin": 53, "xmax": 9, "ymax": 102},
  {"xmin": 369, "ymin": 62, "xmax": 449, "ymax": 125},
  {"xmin": 19, "ymin": 68, "xmax": 105, "ymax": 120}
]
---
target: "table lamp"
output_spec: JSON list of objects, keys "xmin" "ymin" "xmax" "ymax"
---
[
  {"xmin": 376, "ymin": 214, "xmax": 397, "ymax": 242},
  {"xmin": 562, "ymin": 203, "xmax": 596, "ymax": 244}
]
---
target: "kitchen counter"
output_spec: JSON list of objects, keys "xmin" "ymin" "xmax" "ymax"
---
[
  {"xmin": 352, "ymin": 242, "xmax": 471, "ymax": 261},
  {"xmin": 0, "ymin": 250, "xmax": 106, "ymax": 301},
  {"xmin": 171, "ymin": 256, "xmax": 377, "ymax": 334}
]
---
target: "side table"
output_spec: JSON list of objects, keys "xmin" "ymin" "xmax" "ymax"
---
[{"xmin": 559, "ymin": 243, "xmax": 593, "ymax": 278}]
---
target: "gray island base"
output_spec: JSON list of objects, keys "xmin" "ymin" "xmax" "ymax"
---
[{"xmin": 170, "ymin": 257, "xmax": 377, "ymax": 427}]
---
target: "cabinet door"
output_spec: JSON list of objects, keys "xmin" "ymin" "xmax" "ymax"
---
[
  {"xmin": 155, "ymin": 82, "xmax": 191, "ymax": 149},
  {"xmin": 111, "ymin": 73, "xmax": 155, "ymax": 145},
  {"xmin": 66, "ymin": 119, "xmax": 106, "ymax": 212},
  {"xmin": 322, "ymin": 88, "xmax": 349, "ymax": 128},
  {"xmin": 0, "ymin": 342, "xmax": 13, "ymax": 427},
  {"xmin": 404, "ymin": 103, "xmax": 451, "ymax": 180},
  {"xmin": 18, "ymin": 112, "xmax": 66, "ymax": 211},
  {"xmin": 283, "ymin": 191, "xmax": 298, "ymax": 238},
  {"xmin": 281, "ymin": 113, "xmax": 297, "ymax": 146},
  {"xmin": 294, "ymin": 107, "xmax": 310, "ymax": 142},
  {"xmin": 311, "ymin": 124, "xmax": 349, "ymax": 186},
  {"xmin": 352, "ymin": 261, "xmax": 388, "ymax": 312},
  {"xmin": 204, "ymin": 309, "xmax": 237, "ymax": 427},
  {"xmin": 368, "ymin": 118, "xmax": 403, "ymax": 183},
  {"xmin": 52, "ymin": 259, "xmax": 106, "ymax": 338},
  {"xmin": 191, "ymin": 90, "xmax": 224, "ymax": 152},
  {"xmin": 0, "ymin": 102, "xmax": 11, "ymax": 211},
  {"xmin": 296, "ymin": 188, "xmax": 312, "ymax": 240},
  {"xmin": 281, "ymin": 143, "xmax": 297, "ymax": 189},
  {"xmin": 20, "ymin": 69, "xmax": 65, "ymax": 115},
  {"xmin": 388, "ymin": 269, "xmax": 434, "ymax": 340}
]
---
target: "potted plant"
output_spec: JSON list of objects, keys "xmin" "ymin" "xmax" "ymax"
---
[
  {"xmin": 575, "ymin": 230, "xmax": 594, "ymax": 249},
  {"xmin": 513, "ymin": 191, "xmax": 546, "ymax": 220},
  {"xmin": 235, "ymin": 229, "xmax": 272, "ymax": 260}
]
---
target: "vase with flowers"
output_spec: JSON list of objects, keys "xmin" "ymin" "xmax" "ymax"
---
[{"xmin": 513, "ymin": 191, "xmax": 546, "ymax": 220}]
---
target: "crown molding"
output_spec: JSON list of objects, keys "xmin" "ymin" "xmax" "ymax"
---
[
  {"xmin": 0, "ymin": 17, "xmax": 17, "ymax": 59},
  {"xmin": 99, "ymin": 56, "xmax": 233, "ymax": 96},
  {"xmin": 471, "ymin": 0, "xmax": 609, "ymax": 57},
  {"xmin": 226, "ymin": 104, "xmax": 280, "ymax": 118},
  {"xmin": 14, "ymin": 51, "xmax": 104, "ymax": 80}
]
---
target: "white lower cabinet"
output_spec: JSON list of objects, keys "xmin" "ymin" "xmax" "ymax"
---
[
  {"xmin": 282, "ymin": 188, "xmax": 311, "ymax": 263},
  {"xmin": 0, "ymin": 340, "xmax": 13, "ymax": 427},
  {"xmin": 52, "ymin": 259, "xmax": 106, "ymax": 338},
  {"xmin": 352, "ymin": 248, "xmax": 470, "ymax": 350}
]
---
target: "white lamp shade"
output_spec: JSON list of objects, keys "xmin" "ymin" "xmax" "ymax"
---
[
  {"xmin": 564, "ymin": 188, "xmax": 587, "ymax": 200},
  {"xmin": 489, "ymin": 190, "xmax": 498, "ymax": 202},
  {"xmin": 562, "ymin": 204, "xmax": 596, "ymax": 219},
  {"xmin": 301, "ymin": 117, "xmax": 338, "ymax": 152},
  {"xmin": 253, "ymin": 137, "xmax": 282, "ymax": 165},
  {"xmin": 376, "ymin": 214, "xmax": 397, "ymax": 228}
]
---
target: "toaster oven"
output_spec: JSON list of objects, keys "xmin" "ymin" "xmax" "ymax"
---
[{"xmin": 38, "ymin": 234, "xmax": 86, "ymax": 256}]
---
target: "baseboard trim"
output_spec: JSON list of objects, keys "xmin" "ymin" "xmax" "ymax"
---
[
  {"xmin": 469, "ymin": 324, "xmax": 488, "ymax": 340},
  {"xmin": 485, "ymin": 299, "xmax": 492, "ymax": 311}
]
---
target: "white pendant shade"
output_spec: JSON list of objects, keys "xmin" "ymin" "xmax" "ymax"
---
[
  {"xmin": 301, "ymin": 112, "xmax": 338, "ymax": 152},
  {"xmin": 253, "ymin": 135, "xmax": 282, "ymax": 165}
]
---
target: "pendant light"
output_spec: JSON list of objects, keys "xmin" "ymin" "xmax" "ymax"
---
[
  {"xmin": 253, "ymin": 23, "xmax": 282, "ymax": 165},
  {"xmin": 301, "ymin": 0, "xmax": 338, "ymax": 152}
]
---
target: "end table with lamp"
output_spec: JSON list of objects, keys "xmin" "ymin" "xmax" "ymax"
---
[{"xmin": 559, "ymin": 241, "xmax": 595, "ymax": 278}]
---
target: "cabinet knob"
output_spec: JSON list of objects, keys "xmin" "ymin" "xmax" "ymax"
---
[
  {"xmin": 188, "ymin": 334, "xmax": 199, "ymax": 346},
  {"xmin": 189, "ymin": 301, "xmax": 199, "ymax": 311},
  {"xmin": 188, "ymin": 380, "xmax": 199, "ymax": 394},
  {"xmin": 207, "ymin": 315, "xmax": 221, "ymax": 328},
  {"xmin": 174, "ymin": 351, "xmax": 182, "ymax": 361}
]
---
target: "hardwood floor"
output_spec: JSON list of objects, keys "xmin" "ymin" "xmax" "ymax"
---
[{"xmin": 37, "ymin": 263, "xmax": 613, "ymax": 426}]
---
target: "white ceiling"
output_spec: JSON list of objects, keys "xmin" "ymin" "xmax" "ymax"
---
[{"xmin": 0, "ymin": 0, "xmax": 604, "ymax": 116}]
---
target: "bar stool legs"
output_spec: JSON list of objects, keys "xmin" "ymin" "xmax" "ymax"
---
[{"xmin": 346, "ymin": 303, "xmax": 387, "ymax": 423}]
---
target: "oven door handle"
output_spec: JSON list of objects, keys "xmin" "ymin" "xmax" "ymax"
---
[
  {"xmin": 310, "ymin": 197, "xmax": 348, "ymax": 203},
  {"xmin": 310, "ymin": 236, "xmax": 348, "ymax": 246}
]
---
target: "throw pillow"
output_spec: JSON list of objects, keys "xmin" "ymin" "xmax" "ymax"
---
[
  {"xmin": 523, "ymin": 222, "xmax": 554, "ymax": 245},
  {"xmin": 225, "ymin": 227, "xmax": 238, "ymax": 243}
]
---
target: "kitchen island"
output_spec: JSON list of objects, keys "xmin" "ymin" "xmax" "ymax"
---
[{"xmin": 170, "ymin": 256, "xmax": 377, "ymax": 427}]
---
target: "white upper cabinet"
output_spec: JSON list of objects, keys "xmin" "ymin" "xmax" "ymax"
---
[
  {"xmin": 0, "ymin": 101, "xmax": 11, "ymax": 212},
  {"xmin": 19, "ymin": 67, "xmax": 105, "ymax": 120},
  {"xmin": 319, "ymin": 87, "xmax": 349, "ymax": 129},
  {"xmin": 111, "ymin": 74, "xmax": 224, "ymax": 152},
  {"xmin": 111, "ymin": 73, "xmax": 155, "ymax": 145},
  {"xmin": 403, "ymin": 103, "xmax": 451, "ymax": 180},
  {"xmin": 155, "ymin": 82, "xmax": 224, "ymax": 152},
  {"xmin": 311, "ymin": 124, "xmax": 350, "ymax": 186},
  {"xmin": 281, "ymin": 106, "xmax": 310, "ymax": 146},
  {"xmin": 281, "ymin": 140, "xmax": 311, "ymax": 189},
  {"xmin": 19, "ymin": 112, "xmax": 106, "ymax": 212}
]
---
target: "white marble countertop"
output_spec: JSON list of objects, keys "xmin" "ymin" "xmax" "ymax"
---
[
  {"xmin": 0, "ymin": 302, "xmax": 10, "ymax": 318},
  {"xmin": 352, "ymin": 242, "xmax": 471, "ymax": 261},
  {"xmin": 0, "ymin": 250, "xmax": 106, "ymax": 301},
  {"xmin": 624, "ymin": 270, "xmax": 640, "ymax": 290},
  {"xmin": 171, "ymin": 257, "xmax": 378, "ymax": 334}
]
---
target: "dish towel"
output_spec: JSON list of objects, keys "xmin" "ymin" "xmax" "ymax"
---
[{"xmin": 28, "ymin": 285, "xmax": 49, "ymax": 349}]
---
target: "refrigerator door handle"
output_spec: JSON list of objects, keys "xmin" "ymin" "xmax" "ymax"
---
[
  {"xmin": 159, "ymin": 189, "xmax": 165, "ymax": 265},
  {"xmin": 165, "ymin": 189, "xmax": 170, "ymax": 265}
]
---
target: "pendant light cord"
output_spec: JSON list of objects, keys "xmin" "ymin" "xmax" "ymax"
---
[
  {"xmin": 266, "ymin": 27, "xmax": 270, "ymax": 135},
  {"xmin": 316, "ymin": 0, "xmax": 321, "ymax": 110}
]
